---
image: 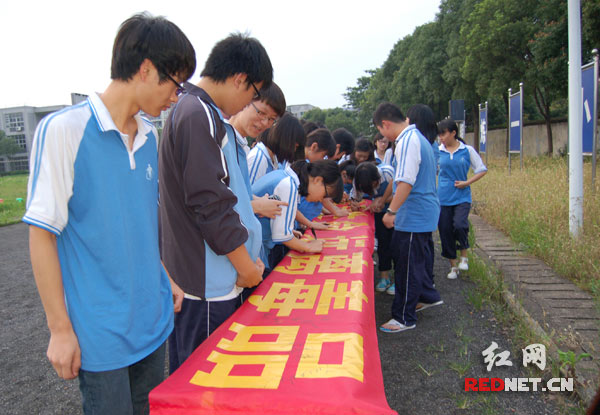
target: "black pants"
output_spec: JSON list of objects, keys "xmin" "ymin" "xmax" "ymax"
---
[
  {"xmin": 438, "ymin": 203, "xmax": 471, "ymax": 260},
  {"xmin": 168, "ymin": 296, "xmax": 242, "ymax": 374},
  {"xmin": 390, "ymin": 231, "xmax": 442, "ymax": 326}
]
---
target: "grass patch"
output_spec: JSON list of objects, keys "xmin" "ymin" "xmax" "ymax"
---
[
  {"xmin": 0, "ymin": 174, "xmax": 28, "ymax": 226},
  {"xmin": 472, "ymin": 156, "xmax": 600, "ymax": 307}
]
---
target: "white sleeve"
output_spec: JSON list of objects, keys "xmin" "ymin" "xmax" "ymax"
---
[
  {"xmin": 467, "ymin": 145, "xmax": 487, "ymax": 174},
  {"xmin": 378, "ymin": 164, "xmax": 395, "ymax": 185},
  {"xmin": 247, "ymin": 147, "xmax": 268, "ymax": 184},
  {"xmin": 393, "ymin": 132, "xmax": 421, "ymax": 186},
  {"xmin": 23, "ymin": 112, "xmax": 83, "ymax": 235},
  {"xmin": 270, "ymin": 177, "xmax": 298, "ymax": 242}
]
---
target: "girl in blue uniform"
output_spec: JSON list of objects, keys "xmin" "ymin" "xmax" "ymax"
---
[
  {"xmin": 373, "ymin": 132, "xmax": 394, "ymax": 165},
  {"xmin": 437, "ymin": 119, "xmax": 487, "ymax": 279},
  {"xmin": 349, "ymin": 162, "xmax": 395, "ymax": 294},
  {"xmin": 252, "ymin": 159, "xmax": 342, "ymax": 272}
]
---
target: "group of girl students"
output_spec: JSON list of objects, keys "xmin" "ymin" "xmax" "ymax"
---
[{"xmin": 247, "ymin": 113, "xmax": 344, "ymax": 275}]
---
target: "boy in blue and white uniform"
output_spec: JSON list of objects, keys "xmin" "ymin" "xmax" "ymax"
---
[
  {"xmin": 24, "ymin": 14, "xmax": 195, "ymax": 414},
  {"xmin": 374, "ymin": 102, "xmax": 443, "ymax": 333}
]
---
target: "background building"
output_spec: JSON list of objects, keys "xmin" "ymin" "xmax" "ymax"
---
[{"xmin": 287, "ymin": 104, "xmax": 315, "ymax": 120}]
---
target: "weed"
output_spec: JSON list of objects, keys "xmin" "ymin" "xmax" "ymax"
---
[
  {"xmin": 557, "ymin": 350, "xmax": 591, "ymax": 381},
  {"xmin": 449, "ymin": 360, "xmax": 472, "ymax": 378}
]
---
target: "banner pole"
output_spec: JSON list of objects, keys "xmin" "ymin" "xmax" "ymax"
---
[
  {"xmin": 592, "ymin": 49, "xmax": 598, "ymax": 192},
  {"xmin": 508, "ymin": 88, "xmax": 512, "ymax": 176},
  {"xmin": 520, "ymin": 82, "xmax": 524, "ymax": 171}
]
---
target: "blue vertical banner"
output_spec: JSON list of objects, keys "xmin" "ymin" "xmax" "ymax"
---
[
  {"xmin": 509, "ymin": 91, "xmax": 522, "ymax": 152},
  {"xmin": 479, "ymin": 103, "xmax": 488, "ymax": 154},
  {"xmin": 581, "ymin": 62, "xmax": 597, "ymax": 154}
]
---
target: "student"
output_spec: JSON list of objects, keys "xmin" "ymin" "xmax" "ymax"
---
[
  {"xmin": 23, "ymin": 13, "xmax": 195, "ymax": 414},
  {"xmin": 406, "ymin": 104, "xmax": 440, "ymax": 292},
  {"xmin": 351, "ymin": 137, "xmax": 376, "ymax": 164},
  {"xmin": 348, "ymin": 162, "xmax": 395, "ymax": 295},
  {"xmin": 374, "ymin": 102, "xmax": 443, "ymax": 333},
  {"xmin": 331, "ymin": 127, "xmax": 355, "ymax": 163},
  {"xmin": 159, "ymin": 33, "xmax": 271, "ymax": 374},
  {"xmin": 339, "ymin": 159, "xmax": 356, "ymax": 196},
  {"xmin": 247, "ymin": 112, "xmax": 305, "ymax": 184},
  {"xmin": 252, "ymin": 159, "xmax": 341, "ymax": 271},
  {"xmin": 437, "ymin": 119, "xmax": 487, "ymax": 279},
  {"xmin": 373, "ymin": 132, "xmax": 394, "ymax": 165},
  {"xmin": 299, "ymin": 128, "xmax": 348, "ymax": 220}
]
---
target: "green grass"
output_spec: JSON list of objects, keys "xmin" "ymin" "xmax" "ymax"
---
[
  {"xmin": 0, "ymin": 174, "xmax": 28, "ymax": 226},
  {"xmin": 472, "ymin": 156, "xmax": 600, "ymax": 308}
]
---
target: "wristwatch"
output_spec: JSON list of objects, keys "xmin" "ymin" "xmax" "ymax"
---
[{"xmin": 386, "ymin": 208, "xmax": 397, "ymax": 215}]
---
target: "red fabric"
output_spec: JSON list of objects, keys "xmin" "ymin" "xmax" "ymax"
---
[{"xmin": 150, "ymin": 205, "xmax": 397, "ymax": 415}]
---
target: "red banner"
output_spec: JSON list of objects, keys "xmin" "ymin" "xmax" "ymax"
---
[{"xmin": 150, "ymin": 206, "xmax": 397, "ymax": 415}]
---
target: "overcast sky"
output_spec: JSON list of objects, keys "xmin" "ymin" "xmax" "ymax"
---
[{"xmin": 1, "ymin": 0, "xmax": 441, "ymax": 110}]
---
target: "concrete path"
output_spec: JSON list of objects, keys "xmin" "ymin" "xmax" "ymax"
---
[{"xmin": 470, "ymin": 213, "xmax": 599, "ymax": 403}]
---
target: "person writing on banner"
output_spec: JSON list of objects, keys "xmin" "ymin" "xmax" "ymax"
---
[
  {"xmin": 159, "ymin": 33, "xmax": 272, "ymax": 374},
  {"xmin": 24, "ymin": 13, "xmax": 195, "ymax": 414},
  {"xmin": 437, "ymin": 118, "xmax": 487, "ymax": 279},
  {"xmin": 348, "ymin": 162, "xmax": 396, "ymax": 295},
  {"xmin": 373, "ymin": 102, "xmax": 443, "ymax": 333}
]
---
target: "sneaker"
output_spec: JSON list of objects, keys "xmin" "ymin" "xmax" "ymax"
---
[
  {"xmin": 458, "ymin": 257, "xmax": 469, "ymax": 271},
  {"xmin": 379, "ymin": 318, "xmax": 416, "ymax": 333},
  {"xmin": 416, "ymin": 300, "xmax": 444, "ymax": 312},
  {"xmin": 375, "ymin": 278, "xmax": 391, "ymax": 292},
  {"xmin": 447, "ymin": 267, "xmax": 459, "ymax": 279},
  {"xmin": 386, "ymin": 284, "xmax": 396, "ymax": 295}
]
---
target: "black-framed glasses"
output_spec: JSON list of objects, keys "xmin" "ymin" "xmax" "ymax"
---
[
  {"xmin": 250, "ymin": 102, "xmax": 278, "ymax": 124},
  {"xmin": 164, "ymin": 73, "xmax": 186, "ymax": 96},
  {"xmin": 250, "ymin": 81, "xmax": 261, "ymax": 99}
]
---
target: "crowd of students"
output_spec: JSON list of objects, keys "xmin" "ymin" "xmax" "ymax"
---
[{"xmin": 23, "ymin": 12, "xmax": 488, "ymax": 414}]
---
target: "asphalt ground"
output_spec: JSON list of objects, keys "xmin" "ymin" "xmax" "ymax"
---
[{"xmin": 0, "ymin": 222, "xmax": 571, "ymax": 414}]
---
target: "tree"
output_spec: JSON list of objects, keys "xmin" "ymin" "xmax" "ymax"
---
[
  {"xmin": 302, "ymin": 108, "xmax": 360, "ymax": 137},
  {"xmin": 0, "ymin": 130, "xmax": 22, "ymax": 157}
]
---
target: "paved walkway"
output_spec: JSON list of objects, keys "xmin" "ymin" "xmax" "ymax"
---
[{"xmin": 470, "ymin": 213, "xmax": 600, "ymax": 404}]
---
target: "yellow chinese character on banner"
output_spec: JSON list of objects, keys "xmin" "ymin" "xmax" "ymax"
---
[
  {"xmin": 321, "ymin": 235, "xmax": 369, "ymax": 251},
  {"xmin": 316, "ymin": 279, "xmax": 368, "ymax": 315},
  {"xmin": 190, "ymin": 351, "xmax": 288, "ymax": 389},
  {"xmin": 346, "ymin": 211, "xmax": 368, "ymax": 219},
  {"xmin": 325, "ymin": 221, "xmax": 369, "ymax": 232},
  {"xmin": 248, "ymin": 279, "xmax": 320, "ymax": 316},
  {"xmin": 217, "ymin": 323, "xmax": 299, "ymax": 352},
  {"xmin": 275, "ymin": 252, "xmax": 367, "ymax": 275},
  {"xmin": 295, "ymin": 333, "xmax": 364, "ymax": 382}
]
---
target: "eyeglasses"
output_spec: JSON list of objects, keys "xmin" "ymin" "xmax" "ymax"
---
[
  {"xmin": 250, "ymin": 81, "xmax": 261, "ymax": 99},
  {"xmin": 250, "ymin": 102, "xmax": 278, "ymax": 124},
  {"xmin": 164, "ymin": 73, "xmax": 186, "ymax": 96}
]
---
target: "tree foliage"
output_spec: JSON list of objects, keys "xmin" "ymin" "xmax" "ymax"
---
[
  {"xmin": 342, "ymin": 0, "xmax": 599, "ymax": 152},
  {"xmin": 0, "ymin": 130, "xmax": 22, "ymax": 157},
  {"xmin": 302, "ymin": 108, "xmax": 361, "ymax": 137}
]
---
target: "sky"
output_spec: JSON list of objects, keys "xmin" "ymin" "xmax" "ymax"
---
[{"xmin": 1, "ymin": 0, "xmax": 441, "ymax": 110}]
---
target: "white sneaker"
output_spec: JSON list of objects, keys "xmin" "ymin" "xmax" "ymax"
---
[
  {"xmin": 447, "ymin": 267, "xmax": 459, "ymax": 279},
  {"xmin": 458, "ymin": 257, "xmax": 469, "ymax": 271},
  {"xmin": 386, "ymin": 284, "xmax": 396, "ymax": 295}
]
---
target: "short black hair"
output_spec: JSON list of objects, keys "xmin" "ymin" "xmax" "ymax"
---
[
  {"xmin": 372, "ymin": 102, "xmax": 406, "ymax": 127},
  {"xmin": 407, "ymin": 104, "xmax": 437, "ymax": 144},
  {"xmin": 351, "ymin": 138, "xmax": 375, "ymax": 163},
  {"xmin": 306, "ymin": 128, "xmax": 336, "ymax": 158},
  {"xmin": 266, "ymin": 113, "xmax": 305, "ymax": 163},
  {"xmin": 111, "ymin": 12, "xmax": 196, "ymax": 82},
  {"xmin": 292, "ymin": 159, "xmax": 343, "ymax": 203},
  {"xmin": 201, "ymin": 33, "xmax": 273, "ymax": 89},
  {"xmin": 256, "ymin": 82, "xmax": 286, "ymax": 117},
  {"xmin": 339, "ymin": 159, "xmax": 356, "ymax": 180},
  {"xmin": 355, "ymin": 162, "xmax": 381, "ymax": 196},
  {"xmin": 332, "ymin": 128, "xmax": 355, "ymax": 156}
]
